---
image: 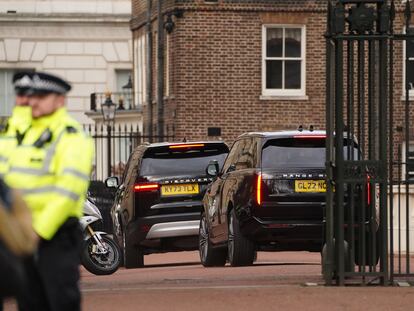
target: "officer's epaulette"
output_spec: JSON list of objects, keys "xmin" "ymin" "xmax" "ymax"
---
[{"xmin": 65, "ymin": 126, "xmax": 78, "ymax": 134}]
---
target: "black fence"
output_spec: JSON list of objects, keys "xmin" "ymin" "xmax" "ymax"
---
[
  {"xmin": 325, "ymin": 0, "xmax": 414, "ymax": 286},
  {"xmin": 83, "ymin": 124, "xmax": 174, "ymax": 181}
]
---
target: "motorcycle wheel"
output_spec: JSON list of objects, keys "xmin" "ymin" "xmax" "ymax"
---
[{"xmin": 81, "ymin": 235, "xmax": 121, "ymax": 275}]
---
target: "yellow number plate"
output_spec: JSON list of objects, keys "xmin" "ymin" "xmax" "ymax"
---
[
  {"xmin": 161, "ymin": 184, "xmax": 199, "ymax": 196},
  {"xmin": 295, "ymin": 180, "xmax": 327, "ymax": 193}
]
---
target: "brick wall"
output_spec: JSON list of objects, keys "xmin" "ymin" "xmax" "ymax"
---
[{"xmin": 132, "ymin": 0, "xmax": 413, "ymax": 146}]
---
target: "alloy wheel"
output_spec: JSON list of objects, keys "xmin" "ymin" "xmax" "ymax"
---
[{"xmin": 199, "ymin": 215, "xmax": 209, "ymax": 262}]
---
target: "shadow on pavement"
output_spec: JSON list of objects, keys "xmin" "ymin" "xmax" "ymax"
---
[
  {"xmin": 143, "ymin": 262, "xmax": 201, "ymax": 268},
  {"xmin": 141, "ymin": 261, "xmax": 320, "ymax": 269},
  {"xmin": 253, "ymin": 262, "xmax": 320, "ymax": 267}
]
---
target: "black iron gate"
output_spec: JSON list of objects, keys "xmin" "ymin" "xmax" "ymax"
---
[
  {"xmin": 325, "ymin": 0, "xmax": 414, "ymax": 285},
  {"xmin": 84, "ymin": 124, "xmax": 174, "ymax": 181}
]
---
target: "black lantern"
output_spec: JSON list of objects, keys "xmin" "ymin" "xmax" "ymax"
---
[
  {"xmin": 122, "ymin": 76, "xmax": 133, "ymax": 109},
  {"xmin": 101, "ymin": 92, "xmax": 116, "ymax": 124},
  {"xmin": 164, "ymin": 14, "xmax": 175, "ymax": 34},
  {"xmin": 164, "ymin": 9, "xmax": 184, "ymax": 34}
]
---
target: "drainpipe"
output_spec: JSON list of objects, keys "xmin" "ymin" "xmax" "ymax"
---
[
  {"xmin": 146, "ymin": 0, "xmax": 153, "ymax": 139},
  {"xmin": 157, "ymin": 0, "xmax": 165, "ymax": 141}
]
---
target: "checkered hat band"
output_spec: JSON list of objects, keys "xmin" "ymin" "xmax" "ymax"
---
[{"xmin": 32, "ymin": 77, "xmax": 67, "ymax": 94}]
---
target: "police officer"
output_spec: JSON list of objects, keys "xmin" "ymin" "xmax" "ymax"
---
[
  {"xmin": 0, "ymin": 72, "xmax": 33, "ymax": 176},
  {"xmin": 4, "ymin": 72, "xmax": 94, "ymax": 311}
]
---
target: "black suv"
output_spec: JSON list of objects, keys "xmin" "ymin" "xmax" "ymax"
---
[
  {"xmin": 199, "ymin": 130, "xmax": 377, "ymax": 267},
  {"xmin": 106, "ymin": 141, "xmax": 228, "ymax": 268}
]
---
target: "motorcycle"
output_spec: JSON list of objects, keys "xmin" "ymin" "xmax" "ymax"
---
[{"xmin": 80, "ymin": 197, "xmax": 121, "ymax": 275}]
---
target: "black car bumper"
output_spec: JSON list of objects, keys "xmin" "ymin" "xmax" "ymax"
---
[{"xmin": 240, "ymin": 216, "xmax": 324, "ymax": 251}]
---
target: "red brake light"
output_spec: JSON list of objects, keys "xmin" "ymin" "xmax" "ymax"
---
[
  {"xmin": 293, "ymin": 135, "xmax": 327, "ymax": 139},
  {"xmin": 256, "ymin": 173, "xmax": 262, "ymax": 206},
  {"xmin": 134, "ymin": 183, "xmax": 159, "ymax": 192},
  {"xmin": 367, "ymin": 175, "xmax": 371, "ymax": 206},
  {"xmin": 169, "ymin": 144, "xmax": 205, "ymax": 149}
]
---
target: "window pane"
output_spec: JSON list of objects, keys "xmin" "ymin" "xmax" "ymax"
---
[
  {"xmin": 285, "ymin": 60, "xmax": 301, "ymax": 89},
  {"xmin": 266, "ymin": 60, "xmax": 282, "ymax": 89},
  {"xmin": 408, "ymin": 60, "xmax": 414, "ymax": 91},
  {"xmin": 141, "ymin": 145, "xmax": 228, "ymax": 176},
  {"xmin": 116, "ymin": 70, "xmax": 132, "ymax": 93},
  {"xmin": 285, "ymin": 28, "xmax": 302, "ymax": 58},
  {"xmin": 0, "ymin": 70, "xmax": 14, "ymax": 117},
  {"xmin": 266, "ymin": 28, "xmax": 283, "ymax": 57}
]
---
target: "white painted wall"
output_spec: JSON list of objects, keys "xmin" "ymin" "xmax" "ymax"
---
[
  {"xmin": 0, "ymin": 0, "xmax": 134, "ymax": 125},
  {"xmin": 389, "ymin": 186, "xmax": 414, "ymax": 254},
  {"xmin": 0, "ymin": 0, "xmax": 130, "ymax": 15}
]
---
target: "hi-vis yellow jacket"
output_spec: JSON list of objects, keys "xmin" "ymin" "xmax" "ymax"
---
[
  {"xmin": 4, "ymin": 107, "xmax": 94, "ymax": 240},
  {"xmin": 0, "ymin": 106, "xmax": 32, "ymax": 176}
]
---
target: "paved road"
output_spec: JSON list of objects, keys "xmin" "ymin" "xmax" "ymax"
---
[{"xmin": 4, "ymin": 251, "xmax": 414, "ymax": 310}]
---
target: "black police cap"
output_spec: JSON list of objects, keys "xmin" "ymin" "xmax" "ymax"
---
[
  {"xmin": 30, "ymin": 72, "xmax": 72, "ymax": 95},
  {"xmin": 12, "ymin": 71, "xmax": 34, "ymax": 96}
]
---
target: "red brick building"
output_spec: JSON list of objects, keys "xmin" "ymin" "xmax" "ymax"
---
[{"xmin": 130, "ymin": 0, "xmax": 413, "ymax": 144}]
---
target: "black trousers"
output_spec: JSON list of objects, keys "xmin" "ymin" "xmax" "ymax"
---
[
  {"xmin": 0, "ymin": 242, "xmax": 26, "ymax": 309},
  {"xmin": 18, "ymin": 219, "xmax": 82, "ymax": 311}
]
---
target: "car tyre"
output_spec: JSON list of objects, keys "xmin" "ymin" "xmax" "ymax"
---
[
  {"xmin": 199, "ymin": 213, "xmax": 227, "ymax": 267},
  {"xmin": 123, "ymin": 229, "xmax": 144, "ymax": 269},
  {"xmin": 228, "ymin": 209, "xmax": 255, "ymax": 267}
]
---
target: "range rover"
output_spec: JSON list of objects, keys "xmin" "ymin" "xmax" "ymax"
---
[
  {"xmin": 199, "ymin": 130, "xmax": 377, "ymax": 267},
  {"xmin": 106, "ymin": 141, "xmax": 229, "ymax": 268}
]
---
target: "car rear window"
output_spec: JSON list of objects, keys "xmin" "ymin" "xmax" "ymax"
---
[
  {"xmin": 261, "ymin": 138, "xmax": 359, "ymax": 169},
  {"xmin": 140, "ymin": 144, "xmax": 228, "ymax": 176}
]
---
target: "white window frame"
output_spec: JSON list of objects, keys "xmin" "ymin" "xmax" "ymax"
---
[
  {"xmin": 403, "ymin": 27, "xmax": 414, "ymax": 99},
  {"xmin": 262, "ymin": 25, "xmax": 306, "ymax": 98},
  {"xmin": 134, "ymin": 33, "xmax": 147, "ymax": 107},
  {"xmin": 401, "ymin": 141, "xmax": 414, "ymax": 181}
]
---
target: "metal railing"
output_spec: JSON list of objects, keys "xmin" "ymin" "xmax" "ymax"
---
[
  {"xmin": 90, "ymin": 92, "xmax": 141, "ymax": 112},
  {"xmin": 83, "ymin": 124, "xmax": 174, "ymax": 182}
]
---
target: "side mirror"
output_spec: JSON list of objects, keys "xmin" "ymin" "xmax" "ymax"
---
[
  {"xmin": 206, "ymin": 160, "xmax": 220, "ymax": 177},
  {"xmin": 105, "ymin": 176, "xmax": 119, "ymax": 188}
]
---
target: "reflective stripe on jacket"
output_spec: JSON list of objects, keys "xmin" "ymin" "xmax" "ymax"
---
[{"xmin": 5, "ymin": 108, "xmax": 94, "ymax": 240}]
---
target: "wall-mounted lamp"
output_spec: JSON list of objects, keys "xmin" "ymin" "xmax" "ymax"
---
[{"xmin": 164, "ymin": 9, "xmax": 184, "ymax": 34}]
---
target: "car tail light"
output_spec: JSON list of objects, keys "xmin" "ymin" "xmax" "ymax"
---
[
  {"xmin": 256, "ymin": 173, "xmax": 262, "ymax": 206},
  {"xmin": 134, "ymin": 183, "xmax": 160, "ymax": 192},
  {"xmin": 366, "ymin": 175, "xmax": 371, "ymax": 206},
  {"xmin": 169, "ymin": 143, "xmax": 205, "ymax": 149},
  {"xmin": 293, "ymin": 135, "xmax": 327, "ymax": 139},
  {"xmin": 140, "ymin": 224, "xmax": 152, "ymax": 233}
]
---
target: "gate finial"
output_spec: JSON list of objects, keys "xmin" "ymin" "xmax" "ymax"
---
[
  {"xmin": 333, "ymin": 1, "xmax": 345, "ymax": 34},
  {"xmin": 405, "ymin": 0, "xmax": 412, "ymax": 30},
  {"xmin": 390, "ymin": 0, "xmax": 395, "ymax": 22},
  {"xmin": 327, "ymin": 0, "xmax": 333, "ymax": 35}
]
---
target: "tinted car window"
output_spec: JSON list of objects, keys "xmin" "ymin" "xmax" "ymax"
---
[
  {"xmin": 262, "ymin": 138, "xmax": 358, "ymax": 169},
  {"xmin": 140, "ymin": 145, "xmax": 228, "ymax": 176},
  {"xmin": 236, "ymin": 138, "xmax": 257, "ymax": 170},
  {"xmin": 222, "ymin": 140, "xmax": 242, "ymax": 173}
]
